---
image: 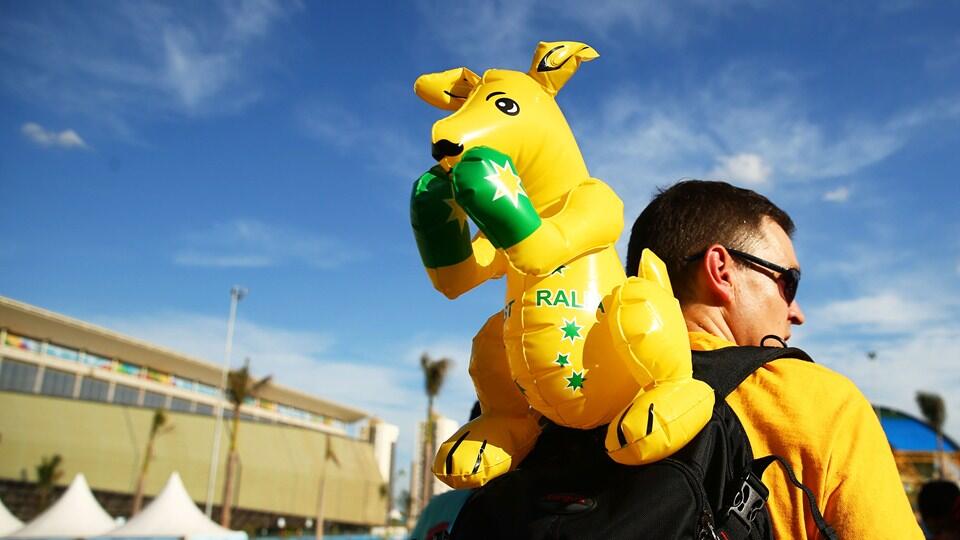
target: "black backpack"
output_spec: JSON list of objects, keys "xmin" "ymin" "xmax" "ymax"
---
[{"xmin": 449, "ymin": 346, "xmax": 839, "ymax": 540}]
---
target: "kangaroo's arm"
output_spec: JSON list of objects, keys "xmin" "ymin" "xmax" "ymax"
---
[
  {"xmin": 413, "ymin": 166, "xmax": 507, "ymax": 298},
  {"xmin": 505, "ymin": 178, "xmax": 624, "ymax": 276},
  {"xmin": 426, "ymin": 233, "xmax": 507, "ymax": 299}
]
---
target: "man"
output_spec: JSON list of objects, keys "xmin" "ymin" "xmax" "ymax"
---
[{"xmin": 625, "ymin": 180, "xmax": 921, "ymax": 539}]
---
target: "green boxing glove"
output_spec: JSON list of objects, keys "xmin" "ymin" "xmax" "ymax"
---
[
  {"xmin": 451, "ymin": 147, "xmax": 541, "ymax": 249},
  {"xmin": 410, "ymin": 166, "xmax": 473, "ymax": 269}
]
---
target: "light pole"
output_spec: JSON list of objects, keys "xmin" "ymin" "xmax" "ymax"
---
[{"xmin": 204, "ymin": 286, "xmax": 247, "ymax": 517}]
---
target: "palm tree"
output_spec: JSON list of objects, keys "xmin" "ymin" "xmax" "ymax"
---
[
  {"xmin": 220, "ymin": 358, "xmax": 271, "ymax": 527},
  {"xmin": 916, "ymin": 391, "xmax": 947, "ymax": 478},
  {"xmin": 418, "ymin": 353, "xmax": 451, "ymax": 513},
  {"xmin": 35, "ymin": 454, "xmax": 63, "ymax": 511},
  {"xmin": 132, "ymin": 409, "xmax": 172, "ymax": 515}
]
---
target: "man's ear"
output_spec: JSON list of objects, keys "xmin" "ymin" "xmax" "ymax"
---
[
  {"xmin": 414, "ymin": 67, "xmax": 480, "ymax": 111},
  {"xmin": 701, "ymin": 245, "xmax": 736, "ymax": 305},
  {"xmin": 527, "ymin": 41, "xmax": 598, "ymax": 96}
]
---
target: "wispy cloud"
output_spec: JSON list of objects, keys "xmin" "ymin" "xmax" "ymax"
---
[
  {"xmin": 574, "ymin": 68, "xmax": 960, "ymax": 216},
  {"xmin": 21, "ymin": 122, "xmax": 88, "ymax": 149},
  {"xmin": 822, "ymin": 186, "xmax": 851, "ymax": 203},
  {"xmin": 708, "ymin": 153, "xmax": 771, "ymax": 185},
  {"xmin": 415, "ymin": 0, "xmax": 765, "ymax": 68},
  {"xmin": 297, "ymin": 100, "xmax": 422, "ymax": 180},
  {"xmin": 0, "ymin": 1, "xmax": 298, "ymax": 133},
  {"xmin": 813, "ymin": 292, "xmax": 945, "ymax": 334},
  {"xmin": 174, "ymin": 219, "xmax": 363, "ymax": 269}
]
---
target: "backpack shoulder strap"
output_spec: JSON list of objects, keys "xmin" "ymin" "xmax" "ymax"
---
[{"xmin": 692, "ymin": 345, "xmax": 813, "ymax": 399}]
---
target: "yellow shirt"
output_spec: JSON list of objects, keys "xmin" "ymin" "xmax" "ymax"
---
[{"xmin": 689, "ymin": 332, "xmax": 922, "ymax": 540}]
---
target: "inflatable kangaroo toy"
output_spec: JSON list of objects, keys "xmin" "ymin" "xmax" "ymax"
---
[{"xmin": 410, "ymin": 41, "xmax": 715, "ymax": 489}]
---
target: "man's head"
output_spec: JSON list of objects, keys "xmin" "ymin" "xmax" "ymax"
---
[
  {"xmin": 918, "ymin": 480, "xmax": 960, "ymax": 536},
  {"xmin": 626, "ymin": 180, "xmax": 804, "ymax": 346}
]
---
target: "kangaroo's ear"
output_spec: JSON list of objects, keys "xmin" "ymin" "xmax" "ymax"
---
[
  {"xmin": 414, "ymin": 67, "xmax": 481, "ymax": 111},
  {"xmin": 527, "ymin": 41, "xmax": 598, "ymax": 96}
]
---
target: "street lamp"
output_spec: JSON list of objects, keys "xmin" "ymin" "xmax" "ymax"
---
[{"xmin": 204, "ymin": 286, "xmax": 247, "ymax": 517}]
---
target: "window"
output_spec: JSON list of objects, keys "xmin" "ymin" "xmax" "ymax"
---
[
  {"xmin": 0, "ymin": 359, "xmax": 38, "ymax": 393},
  {"xmin": 195, "ymin": 403, "xmax": 214, "ymax": 416},
  {"xmin": 79, "ymin": 378, "xmax": 109, "ymax": 402},
  {"xmin": 45, "ymin": 343, "xmax": 79, "ymax": 362},
  {"xmin": 170, "ymin": 397, "xmax": 192, "ymax": 412},
  {"xmin": 113, "ymin": 384, "xmax": 140, "ymax": 405},
  {"xmin": 143, "ymin": 391, "xmax": 166, "ymax": 409},
  {"xmin": 40, "ymin": 369, "xmax": 75, "ymax": 397}
]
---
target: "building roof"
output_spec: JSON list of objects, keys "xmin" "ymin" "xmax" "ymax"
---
[
  {"xmin": 875, "ymin": 405, "xmax": 959, "ymax": 452},
  {"xmin": 0, "ymin": 295, "xmax": 368, "ymax": 423}
]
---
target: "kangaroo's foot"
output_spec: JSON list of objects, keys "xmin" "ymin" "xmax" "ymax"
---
[
  {"xmin": 604, "ymin": 378, "xmax": 714, "ymax": 465},
  {"xmin": 432, "ymin": 411, "xmax": 541, "ymax": 489}
]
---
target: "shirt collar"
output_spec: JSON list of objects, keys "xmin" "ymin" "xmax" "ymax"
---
[{"xmin": 688, "ymin": 331, "xmax": 736, "ymax": 351}]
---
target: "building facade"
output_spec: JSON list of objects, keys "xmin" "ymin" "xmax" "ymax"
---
[{"xmin": 0, "ymin": 296, "xmax": 397, "ymax": 530}]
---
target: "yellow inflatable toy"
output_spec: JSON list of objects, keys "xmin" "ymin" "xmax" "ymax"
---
[{"xmin": 410, "ymin": 41, "xmax": 715, "ymax": 489}]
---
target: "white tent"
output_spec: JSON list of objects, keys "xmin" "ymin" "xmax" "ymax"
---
[
  {"xmin": 0, "ymin": 497, "xmax": 23, "ymax": 536},
  {"xmin": 7, "ymin": 473, "xmax": 115, "ymax": 539},
  {"xmin": 102, "ymin": 472, "xmax": 246, "ymax": 540}
]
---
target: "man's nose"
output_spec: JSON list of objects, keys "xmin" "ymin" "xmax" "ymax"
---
[{"xmin": 789, "ymin": 300, "xmax": 805, "ymax": 326}]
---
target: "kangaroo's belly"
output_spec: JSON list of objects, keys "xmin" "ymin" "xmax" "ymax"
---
[{"xmin": 502, "ymin": 246, "xmax": 636, "ymax": 428}]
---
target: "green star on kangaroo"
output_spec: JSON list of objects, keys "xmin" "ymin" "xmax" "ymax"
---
[
  {"xmin": 565, "ymin": 370, "xmax": 586, "ymax": 391},
  {"xmin": 554, "ymin": 353, "xmax": 570, "ymax": 367},
  {"xmin": 559, "ymin": 318, "xmax": 583, "ymax": 342}
]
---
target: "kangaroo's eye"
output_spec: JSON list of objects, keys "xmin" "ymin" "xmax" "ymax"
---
[{"xmin": 495, "ymin": 97, "xmax": 519, "ymax": 116}]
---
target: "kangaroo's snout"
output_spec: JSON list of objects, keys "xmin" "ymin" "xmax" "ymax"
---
[{"xmin": 432, "ymin": 139, "xmax": 464, "ymax": 162}]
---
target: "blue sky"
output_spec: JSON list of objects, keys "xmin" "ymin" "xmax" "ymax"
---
[{"xmin": 2, "ymin": 0, "xmax": 959, "ymax": 485}]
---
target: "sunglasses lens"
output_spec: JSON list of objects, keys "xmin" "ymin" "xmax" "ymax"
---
[{"xmin": 781, "ymin": 270, "xmax": 800, "ymax": 303}]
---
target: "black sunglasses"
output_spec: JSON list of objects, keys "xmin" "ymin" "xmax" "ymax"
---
[{"xmin": 686, "ymin": 247, "xmax": 801, "ymax": 304}]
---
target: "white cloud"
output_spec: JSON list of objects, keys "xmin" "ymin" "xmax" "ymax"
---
[
  {"xmin": 572, "ymin": 66, "xmax": 956, "ymax": 219},
  {"xmin": 813, "ymin": 292, "xmax": 945, "ymax": 334},
  {"xmin": 174, "ymin": 219, "xmax": 363, "ymax": 269},
  {"xmin": 0, "ymin": 1, "xmax": 297, "ymax": 128},
  {"xmin": 161, "ymin": 27, "xmax": 236, "ymax": 109},
  {"xmin": 822, "ymin": 186, "xmax": 851, "ymax": 203},
  {"xmin": 21, "ymin": 122, "xmax": 88, "ymax": 149},
  {"xmin": 708, "ymin": 153, "xmax": 771, "ymax": 185}
]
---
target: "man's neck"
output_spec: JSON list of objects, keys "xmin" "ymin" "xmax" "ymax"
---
[{"xmin": 682, "ymin": 303, "xmax": 738, "ymax": 344}]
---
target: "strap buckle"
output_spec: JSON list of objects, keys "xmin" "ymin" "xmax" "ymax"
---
[{"xmin": 726, "ymin": 471, "xmax": 769, "ymax": 532}]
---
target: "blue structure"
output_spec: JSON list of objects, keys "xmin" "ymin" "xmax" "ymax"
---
[{"xmin": 876, "ymin": 406, "xmax": 959, "ymax": 452}]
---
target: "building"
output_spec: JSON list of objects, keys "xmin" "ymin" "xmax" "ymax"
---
[
  {"xmin": 876, "ymin": 405, "xmax": 960, "ymax": 505},
  {"xmin": 0, "ymin": 295, "xmax": 397, "ymax": 531}
]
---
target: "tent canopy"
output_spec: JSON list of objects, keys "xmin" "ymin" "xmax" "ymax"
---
[
  {"xmin": 8, "ymin": 473, "xmax": 115, "ymax": 539},
  {"xmin": 0, "ymin": 497, "xmax": 23, "ymax": 537},
  {"xmin": 102, "ymin": 472, "xmax": 246, "ymax": 540}
]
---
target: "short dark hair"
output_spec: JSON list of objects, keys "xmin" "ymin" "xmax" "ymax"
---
[
  {"xmin": 626, "ymin": 180, "xmax": 795, "ymax": 302},
  {"xmin": 918, "ymin": 480, "xmax": 960, "ymax": 527}
]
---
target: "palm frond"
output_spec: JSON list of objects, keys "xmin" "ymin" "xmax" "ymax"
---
[
  {"xmin": 916, "ymin": 391, "xmax": 946, "ymax": 431},
  {"xmin": 420, "ymin": 353, "xmax": 452, "ymax": 399}
]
